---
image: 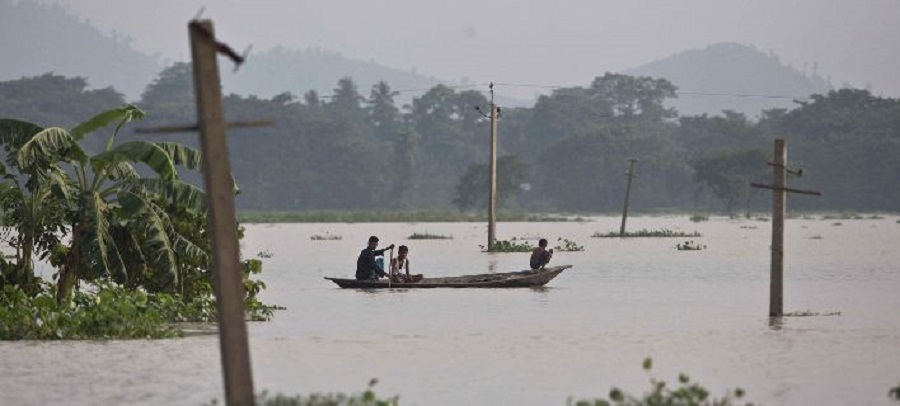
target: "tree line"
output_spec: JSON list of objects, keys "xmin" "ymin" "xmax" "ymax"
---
[{"xmin": 3, "ymin": 66, "xmax": 899, "ymax": 214}]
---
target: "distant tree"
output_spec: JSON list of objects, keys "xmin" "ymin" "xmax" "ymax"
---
[
  {"xmin": 690, "ymin": 149, "xmax": 769, "ymax": 213},
  {"xmin": 454, "ymin": 155, "xmax": 528, "ymax": 211},
  {"xmin": 675, "ymin": 110, "xmax": 767, "ymax": 161},
  {"xmin": 367, "ymin": 81, "xmax": 400, "ymax": 142},
  {"xmin": 0, "ymin": 74, "xmax": 124, "ymax": 128}
]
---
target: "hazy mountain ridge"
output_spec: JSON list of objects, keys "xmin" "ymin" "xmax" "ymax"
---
[
  {"xmin": 626, "ymin": 42, "xmax": 832, "ymax": 118},
  {"xmin": 223, "ymin": 46, "xmax": 444, "ymax": 105},
  {"xmin": 0, "ymin": 0, "xmax": 161, "ymax": 99},
  {"xmin": 2, "ymin": 1, "xmax": 834, "ymax": 115}
]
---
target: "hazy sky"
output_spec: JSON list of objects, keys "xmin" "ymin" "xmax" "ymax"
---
[{"xmin": 40, "ymin": 0, "xmax": 900, "ymax": 99}]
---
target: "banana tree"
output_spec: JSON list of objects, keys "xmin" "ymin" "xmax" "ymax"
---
[
  {"xmin": 0, "ymin": 119, "xmax": 68, "ymax": 292},
  {"xmin": 12, "ymin": 105, "xmax": 208, "ymax": 302}
]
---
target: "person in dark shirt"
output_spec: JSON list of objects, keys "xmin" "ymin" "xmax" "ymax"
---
[
  {"xmin": 356, "ymin": 236, "xmax": 394, "ymax": 280},
  {"xmin": 529, "ymin": 238, "xmax": 554, "ymax": 270}
]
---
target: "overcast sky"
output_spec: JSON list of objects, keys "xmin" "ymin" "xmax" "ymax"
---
[{"xmin": 41, "ymin": 0, "xmax": 900, "ymax": 99}]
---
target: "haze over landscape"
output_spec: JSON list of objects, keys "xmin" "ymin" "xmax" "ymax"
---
[
  {"xmin": 3, "ymin": 2, "xmax": 900, "ymax": 406},
  {"xmin": 5, "ymin": 0, "xmax": 900, "ymax": 107}
]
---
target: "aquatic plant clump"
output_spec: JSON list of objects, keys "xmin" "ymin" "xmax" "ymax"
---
[
  {"xmin": 554, "ymin": 237, "xmax": 585, "ymax": 252},
  {"xmin": 675, "ymin": 241, "xmax": 706, "ymax": 251},
  {"xmin": 310, "ymin": 232, "xmax": 342, "ymax": 241},
  {"xmin": 481, "ymin": 239, "xmax": 534, "ymax": 252},
  {"xmin": 408, "ymin": 232, "xmax": 453, "ymax": 240},
  {"xmin": 592, "ymin": 229, "xmax": 702, "ymax": 238},
  {"xmin": 689, "ymin": 214, "xmax": 709, "ymax": 222}
]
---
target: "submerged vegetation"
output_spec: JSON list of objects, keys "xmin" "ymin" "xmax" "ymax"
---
[
  {"xmin": 310, "ymin": 232, "xmax": 342, "ymax": 241},
  {"xmin": 784, "ymin": 310, "xmax": 841, "ymax": 317},
  {"xmin": 689, "ymin": 214, "xmax": 709, "ymax": 222},
  {"xmin": 481, "ymin": 239, "xmax": 534, "ymax": 252},
  {"xmin": 554, "ymin": 237, "xmax": 585, "ymax": 252},
  {"xmin": 239, "ymin": 210, "xmax": 575, "ymax": 223},
  {"xmin": 408, "ymin": 232, "xmax": 452, "ymax": 240},
  {"xmin": 675, "ymin": 241, "xmax": 707, "ymax": 251},
  {"xmin": 593, "ymin": 229, "xmax": 702, "ymax": 238}
]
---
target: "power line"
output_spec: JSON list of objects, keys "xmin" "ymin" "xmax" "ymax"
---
[
  {"xmin": 315, "ymin": 83, "xmax": 488, "ymax": 99},
  {"xmin": 494, "ymin": 82, "xmax": 814, "ymax": 101},
  {"xmin": 309, "ymin": 81, "xmax": 815, "ymax": 102}
]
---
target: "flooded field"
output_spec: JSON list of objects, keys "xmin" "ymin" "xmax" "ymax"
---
[{"xmin": 1, "ymin": 215, "xmax": 898, "ymax": 405}]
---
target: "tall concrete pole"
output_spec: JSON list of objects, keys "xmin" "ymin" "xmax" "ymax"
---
[
  {"xmin": 619, "ymin": 158, "xmax": 638, "ymax": 236},
  {"xmin": 487, "ymin": 83, "xmax": 498, "ymax": 251},
  {"xmin": 769, "ymin": 139, "xmax": 786, "ymax": 317}
]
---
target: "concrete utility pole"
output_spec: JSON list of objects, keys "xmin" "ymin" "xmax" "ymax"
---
[
  {"xmin": 750, "ymin": 139, "xmax": 821, "ymax": 317},
  {"xmin": 189, "ymin": 19, "xmax": 255, "ymax": 405},
  {"xmin": 619, "ymin": 158, "xmax": 638, "ymax": 236},
  {"xmin": 487, "ymin": 82, "xmax": 498, "ymax": 251},
  {"xmin": 768, "ymin": 140, "xmax": 786, "ymax": 317}
]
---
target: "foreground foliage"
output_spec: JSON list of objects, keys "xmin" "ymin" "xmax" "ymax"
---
[
  {"xmin": 569, "ymin": 358, "xmax": 752, "ymax": 406},
  {"xmin": 207, "ymin": 380, "xmax": 398, "ymax": 406},
  {"xmin": 0, "ymin": 255, "xmax": 277, "ymax": 340},
  {"xmin": 0, "ymin": 283, "xmax": 180, "ymax": 339}
]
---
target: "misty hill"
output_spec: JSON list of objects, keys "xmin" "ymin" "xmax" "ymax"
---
[
  {"xmin": 221, "ymin": 47, "xmax": 530, "ymax": 107},
  {"xmin": 223, "ymin": 47, "xmax": 441, "ymax": 106},
  {"xmin": 0, "ymin": 0, "xmax": 527, "ymax": 107},
  {"xmin": 626, "ymin": 42, "xmax": 832, "ymax": 118},
  {"xmin": 0, "ymin": 0, "xmax": 161, "ymax": 100}
]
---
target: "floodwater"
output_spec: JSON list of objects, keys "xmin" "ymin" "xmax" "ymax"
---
[{"xmin": 1, "ymin": 216, "xmax": 899, "ymax": 405}]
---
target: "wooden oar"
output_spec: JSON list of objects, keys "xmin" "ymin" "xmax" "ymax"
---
[{"xmin": 388, "ymin": 247, "xmax": 395, "ymax": 288}]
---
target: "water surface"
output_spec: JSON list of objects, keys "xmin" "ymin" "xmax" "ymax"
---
[{"xmin": 2, "ymin": 216, "xmax": 898, "ymax": 405}]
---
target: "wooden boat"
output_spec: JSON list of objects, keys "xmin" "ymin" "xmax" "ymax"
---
[{"xmin": 325, "ymin": 265, "xmax": 572, "ymax": 289}]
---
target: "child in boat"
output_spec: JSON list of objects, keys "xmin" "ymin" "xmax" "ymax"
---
[
  {"xmin": 529, "ymin": 238, "xmax": 554, "ymax": 270},
  {"xmin": 390, "ymin": 245, "xmax": 422, "ymax": 283}
]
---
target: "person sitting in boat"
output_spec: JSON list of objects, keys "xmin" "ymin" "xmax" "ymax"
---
[
  {"xmin": 390, "ymin": 245, "xmax": 423, "ymax": 283},
  {"xmin": 529, "ymin": 238, "xmax": 554, "ymax": 270},
  {"xmin": 356, "ymin": 236, "xmax": 394, "ymax": 280}
]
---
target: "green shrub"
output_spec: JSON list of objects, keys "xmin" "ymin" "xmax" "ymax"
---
[
  {"xmin": 0, "ymin": 283, "xmax": 179, "ymax": 340},
  {"xmin": 207, "ymin": 380, "xmax": 398, "ymax": 406}
]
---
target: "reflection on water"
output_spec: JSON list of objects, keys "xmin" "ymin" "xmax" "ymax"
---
[
  {"xmin": 2, "ymin": 216, "xmax": 899, "ymax": 405},
  {"xmin": 767, "ymin": 317, "xmax": 784, "ymax": 331}
]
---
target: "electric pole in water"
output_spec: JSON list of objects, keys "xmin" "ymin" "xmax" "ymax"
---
[
  {"xmin": 619, "ymin": 158, "xmax": 638, "ymax": 236},
  {"xmin": 750, "ymin": 139, "xmax": 821, "ymax": 317},
  {"xmin": 487, "ymin": 83, "xmax": 499, "ymax": 251}
]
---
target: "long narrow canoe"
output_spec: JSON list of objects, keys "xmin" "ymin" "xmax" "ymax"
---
[{"xmin": 325, "ymin": 265, "xmax": 572, "ymax": 289}]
